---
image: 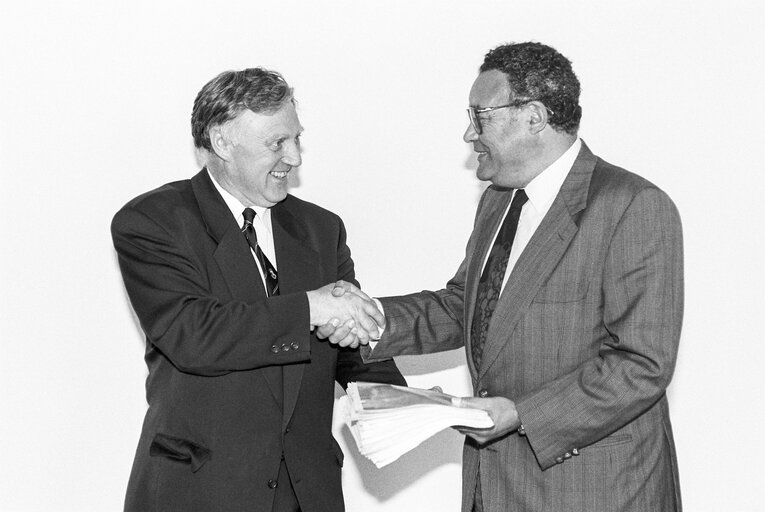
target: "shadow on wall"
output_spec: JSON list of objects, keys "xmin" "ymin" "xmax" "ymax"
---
[
  {"xmin": 341, "ymin": 426, "xmax": 464, "ymax": 501},
  {"xmin": 338, "ymin": 349, "xmax": 470, "ymax": 500}
]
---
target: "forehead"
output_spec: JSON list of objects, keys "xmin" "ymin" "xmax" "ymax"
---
[
  {"xmin": 230, "ymin": 102, "xmax": 303, "ymax": 137},
  {"xmin": 469, "ymin": 70, "xmax": 512, "ymax": 107}
]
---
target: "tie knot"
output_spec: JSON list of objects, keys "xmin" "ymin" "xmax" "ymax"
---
[
  {"xmin": 510, "ymin": 189, "xmax": 528, "ymax": 211},
  {"xmin": 242, "ymin": 207, "xmax": 256, "ymax": 227}
]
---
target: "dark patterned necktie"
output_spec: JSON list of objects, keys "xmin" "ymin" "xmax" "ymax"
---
[
  {"xmin": 470, "ymin": 189, "xmax": 528, "ymax": 368},
  {"xmin": 242, "ymin": 208, "xmax": 279, "ymax": 296}
]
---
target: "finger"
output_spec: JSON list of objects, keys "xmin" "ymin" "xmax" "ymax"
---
[
  {"xmin": 327, "ymin": 320, "xmax": 354, "ymax": 343},
  {"xmin": 355, "ymin": 325, "xmax": 370, "ymax": 343},
  {"xmin": 334, "ymin": 331, "xmax": 358, "ymax": 348},
  {"xmin": 315, "ymin": 318, "xmax": 341, "ymax": 339},
  {"xmin": 361, "ymin": 301, "xmax": 385, "ymax": 330},
  {"xmin": 334, "ymin": 280, "xmax": 372, "ymax": 301},
  {"xmin": 340, "ymin": 327, "xmax": 360, "ymax": 348},
  {"xmin": 355, "ymin": 312, "xmax": 379, "ymax": 338},
  {"xmin": 331, "ymin": 320, "xmax": 356, "ymax": 344},
  {"xmin": 331, "ymin": 286, "xmax": 345, "ymax": 297},
  {"xmin": 354, "ymin": 326, "xmax": 374, "ymax": 346},
  {"xmin": 331, "ymin": 320, "xmax": 359, "ymax": 346},
  {"xmin": 430, "ymin": 386, "xmax": 443, "ymax": 393}
]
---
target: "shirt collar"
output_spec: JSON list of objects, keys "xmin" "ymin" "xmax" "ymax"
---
[
  {"xmin": 523, "ymin": 138, "xmax": 581, "ymax": 212},
  {"xmin": 207, "ymin": 169, "xmax": 271, "ymax": 227}
]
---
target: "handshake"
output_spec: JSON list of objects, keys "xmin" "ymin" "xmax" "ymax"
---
[{"xmin": 306, "ymin": 281, "xmax": 383, "ymax": 348}]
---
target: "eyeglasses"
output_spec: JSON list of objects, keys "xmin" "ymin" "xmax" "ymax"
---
[{"xmin": 466, "ymin": 100, "xmax": 554, "ymax": 135}]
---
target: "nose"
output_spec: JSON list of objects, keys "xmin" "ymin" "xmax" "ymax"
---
[
  {"xmin": 282, "ymin": 140, "xmax": 302, "ymax": 167},
  {"xmin": 463, "ymin": 122, "xmax": 478, "ymax": 143}
]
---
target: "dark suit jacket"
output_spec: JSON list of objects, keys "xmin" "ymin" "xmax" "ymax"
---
[
  {"xmin": 112, "ymin": 169, "xmax": 405, "ymax": 512},
  {"xmin": 369, "ymin": 142, "xmax": 683, "ymax": 511}
]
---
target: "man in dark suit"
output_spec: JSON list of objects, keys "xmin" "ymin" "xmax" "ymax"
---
[
  {"xmin": 327, "ymin": 42, "xmax": 683, "ymax": 511},
  {"xmin": 112, "ymin": 68, "xmax": 405, "ymax": 512}
]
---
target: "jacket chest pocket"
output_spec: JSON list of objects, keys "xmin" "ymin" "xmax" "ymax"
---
[
  {"xmin": 532, "ymin": 255, "xmax": 593, "ymax": 303},
  {"xmin": 533, "ymin": 279, "xmax": 590, "ymax": 303}
]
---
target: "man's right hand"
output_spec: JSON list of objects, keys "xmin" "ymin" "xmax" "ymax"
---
[{"xmin": 306, "ymin": 282, "xmax": 384, "ymax": 348}]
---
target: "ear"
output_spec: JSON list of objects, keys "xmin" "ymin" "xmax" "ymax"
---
[
  {"xmin": 209, "ymin": 125, "xmax": 233, "ymax": 161},
  {"xmin": 527, "ymin": 101, "xmax": 550, "ymax": 135}
]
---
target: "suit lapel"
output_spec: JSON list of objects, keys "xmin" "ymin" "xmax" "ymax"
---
[
  {"xmin": 191, "ymin": 170, "xmax": 282, "ymax": 403},
  {"xmin": 476, "ymin": 143, "xmax": 597, "ymax": 379},
  {"xmin": 271, "ymin": 201, "xmax": 321, "ymax": 430}
]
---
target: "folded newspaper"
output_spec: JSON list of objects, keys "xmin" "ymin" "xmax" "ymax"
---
[{"xmin": 339, "ymin": 382, "xmax": 494, "ymax": 468}]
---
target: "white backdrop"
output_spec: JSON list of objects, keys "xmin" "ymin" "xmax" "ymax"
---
[{"xmin": 1, "ymin": 1, "xmax": 764, "ymax": 511}]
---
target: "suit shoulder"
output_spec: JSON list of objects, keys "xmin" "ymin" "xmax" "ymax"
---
[
  {"xmin": 591, "ymin": 157, "xmax": 675, "ymax": 205},
  {"xmin": 281, "ymin": 194, "xmax": 343, "ymax": 223},
  {"xmin": 111, "ymin": 178, "xmax": 195, "ymax": 233},
  {"xmin": 589, "ymin": 157, "xmax": 680, "ymax": 225}
]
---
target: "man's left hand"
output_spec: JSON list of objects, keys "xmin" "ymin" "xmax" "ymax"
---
[{"xmin": 453, "ymin": 396, "xmax": 522, "ymax": 445}]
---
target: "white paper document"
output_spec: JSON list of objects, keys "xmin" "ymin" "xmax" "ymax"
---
[{"xmin": 339, "ymin": 382, "xmax": 494, "ymax": 468}]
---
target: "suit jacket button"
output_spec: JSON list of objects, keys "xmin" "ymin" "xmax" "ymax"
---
[
  {"xmin": 281, "ymin": 343, "xmax": 290, "ymax": 352},
  {"xmin": 270, "ymin": 345, "xmax": 279, "ymax": 354},
  {"xmin": 478, "ymin": 389, "xmax": 489, "ymax": 398},
  {"xmin": 563, "ymin": 452, "xmax": 572, "ymax": 459},
  {"xmin": 556, "ymin": 456, "xmax": 564, "ymax": 464},
  {"xmin": 572, "ymin": 448, "xmax": 580, "ymax": 456},
  {"xmin": 291, "ymin": 342, "xmax": 299, "ymax": 350},
  {"xmin": 267, "ymin": 479, "xmax": 278, "ymax": 489}
]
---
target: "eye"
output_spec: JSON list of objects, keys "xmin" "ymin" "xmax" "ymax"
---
[{"xmin": 270, "ymin": 138, "xmax": 285, "ymax": 151}]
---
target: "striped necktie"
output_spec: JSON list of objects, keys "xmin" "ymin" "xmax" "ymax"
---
[{"xmin": 241, "ymin": 208, "xmax": 279, "ymax": 296}]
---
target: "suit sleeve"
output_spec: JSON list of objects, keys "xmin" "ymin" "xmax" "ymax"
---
[
  {"xmin": 515, "ymin": 187, "xmax": 684, "ymax": 470},
  {"xmin": 367, "ymin": 262, "xmax": 467, "ymax": 360},
  {"xmin": 112, "ymin": 206, "xmax": 311, "ymax": 376},
  {"xmin": 364, "ymin": 189, "xmax": 497, "ymax": 361},
  {"xmin": 331, "ymin": 219, "xmax": 407, "ymax": 388}
]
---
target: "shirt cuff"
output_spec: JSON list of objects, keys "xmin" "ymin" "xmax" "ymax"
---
[{"xmin": 366, "ymin": 298, "xmax": 386, "ymax": 351}]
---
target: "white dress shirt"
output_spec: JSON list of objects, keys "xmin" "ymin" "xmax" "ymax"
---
[
  {"xmin": 485, "ymin": 138, "xmax": 581, "ymax": 292},
  {"xmin": 208, "ymin": 170, "xmax": 276, "ymax": 294}
]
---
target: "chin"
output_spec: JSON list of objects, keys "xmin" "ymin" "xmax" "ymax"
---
[
  {"xmin": 268, "ymin": 191, "xmax": 289, "ymax": 204},
  {"xmin": 476, "ymin": 166, "xmax": 496, "ymax": 183}
]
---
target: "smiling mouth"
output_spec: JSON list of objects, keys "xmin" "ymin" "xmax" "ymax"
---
[{"xmin": 269, "ymin": 169, "xmax": 290, "ymax": 179}]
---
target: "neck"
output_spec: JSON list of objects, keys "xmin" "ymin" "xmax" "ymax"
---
[
  {"xmin": 519, "ymin": 133, "xmax": 577, "ymax": 186},
  {"xmin": 206, "ymin": 160, "xmax": 250, "ymax": 208}
]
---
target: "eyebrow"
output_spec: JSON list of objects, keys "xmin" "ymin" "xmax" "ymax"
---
[{"xmin": 266, "ymin": 128, "xmax": 304, "ymax": 142}]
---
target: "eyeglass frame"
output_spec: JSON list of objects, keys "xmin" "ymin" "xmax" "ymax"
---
[{"xmin": 466, "ymin": 99, "xmax": 555, "ymax": 135}]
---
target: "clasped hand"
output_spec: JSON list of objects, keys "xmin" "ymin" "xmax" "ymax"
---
[{"xmin": 307, "ymin": 281, "xmax": 383, "ymax": 348}]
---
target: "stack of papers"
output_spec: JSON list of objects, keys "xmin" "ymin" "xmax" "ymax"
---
[{"xmin": 339, "ymin": 382, "xmax": 494, "ymax": 468}]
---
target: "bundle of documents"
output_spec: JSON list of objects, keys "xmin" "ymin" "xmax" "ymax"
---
[{"xmin": 339, "ymin": 382, "xmax": 494, "ymax": 468}]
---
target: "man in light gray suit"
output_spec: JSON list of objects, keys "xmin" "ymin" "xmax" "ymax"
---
[{"xmin": 323, "ymin": 42, "xmax": 683, "ymax": 511}]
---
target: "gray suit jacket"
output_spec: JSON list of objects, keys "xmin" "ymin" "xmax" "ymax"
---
[{"xmin": 369, "ymin": 142, "xmax": 683, "ymax": 511}]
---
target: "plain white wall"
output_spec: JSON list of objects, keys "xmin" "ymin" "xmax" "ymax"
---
[{"xmin": 1, "ymin": 1, "xmax": 764, "ymax": 510}]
